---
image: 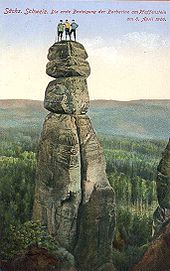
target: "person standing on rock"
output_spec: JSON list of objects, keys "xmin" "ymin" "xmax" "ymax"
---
[
  {"xmin": 57, "ymin": 20, "xmax": 64, "ymax": 42},
  {"xmin": 64, "ymin": 19, "xmax": 71, "ymax": 40},
  {"xmin": 70, "ymin": 20, "xmax": 79, "ymax": 41}
]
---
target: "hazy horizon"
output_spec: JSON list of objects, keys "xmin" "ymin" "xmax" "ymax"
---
[{"xmin": 1, "ymin": 98, "xmax": 170, "ymax": 102}]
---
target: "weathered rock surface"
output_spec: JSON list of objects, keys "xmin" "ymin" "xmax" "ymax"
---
[
  {"xmin": 75, "ymin": 115, "xmax": 113, "ymax": 203},
  {"xmin": 74, "ymin": 115, "xmax": 115, "ymax": 271},
  {"xmin": 46, "ymin": 41, "xmax": 90, "ymax": 78},
  {"xmin": 46, "ymin": 58, "xmax": 90, "ymax": 78},
  {"xmin": 157, "ymin": 139, "xmax": 170, "ymax": 176},
  {"xmin": 33, "ymin": 41, "xmax": 116, "ymax": 271},
  {"xmin": 74, "ymin": 187, "xmax": 115, "ymax": 271},
  {"xmin": 33, "ymin": 113, "xmax": 81, "ymax": 252},
  {"xmin": 153, "ymin": 139, "xmax": 170, "ymax": 235},
  {"xmin": 47, "ymin": 41, "xmax": 88, "ymax": 61},
  {"xmin": 44, "ymin": 77, "xmax": 89, "ymax": 114},
  {"xmin": 130, "ymin": 220, "xmax": 170, "ymax": 271},
  {"xmin": 0, "ymin": 246, "xmax": 77, "ymax": 271}
]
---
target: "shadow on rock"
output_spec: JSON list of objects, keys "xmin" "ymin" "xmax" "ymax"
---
[{"xmin": 0, "ymin": 246, "xmax": 77, "ymax": 271}]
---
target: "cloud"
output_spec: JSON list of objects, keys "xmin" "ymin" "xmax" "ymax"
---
[
  {"xmin": 82, "ymin": 33, "xmax": 170, "ymax": 100},
  {"xmin": 0, "ymin": 45, "xmax": 49, "ymax": 100},
  {"xmin": 82, "ymin": 37, "xmax": 118, "ymax": 63},
  {"xmin": 116, "ymin": 32, "xmax": 170, "ymax": 50},
  {"xmin": 83, "ymin": 32, "xmax": 170, "ymax": 51}
]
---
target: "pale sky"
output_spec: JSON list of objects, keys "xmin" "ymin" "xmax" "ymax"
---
[{"xmin": 0, "ymin": 0, "xmax": 170, "ymax": 101}]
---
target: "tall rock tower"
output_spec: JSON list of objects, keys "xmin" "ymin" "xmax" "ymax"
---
[
  {"xmin": 33, "ymin": 41, "xmax": 115, "ymax": 271},
  {"xmin": 153, "ymin": 139, "xmax": 170, "ymax": 235}
]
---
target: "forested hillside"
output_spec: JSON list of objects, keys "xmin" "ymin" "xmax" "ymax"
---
[{"xmin": 0, "ymin": 99, "xmax": 168, "ymax": 270}]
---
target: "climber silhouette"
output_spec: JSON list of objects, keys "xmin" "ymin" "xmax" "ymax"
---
[
  {"xmin": 64, "ymin": 19, "xmax": 71, "ymax": 40},
  {"xmin": 57, "ymin": 20, "xmax": 64, "ymax": 42},
  {"xmin": 70, "ymin": 20, "xmax": 79, "ymax": 41},
  {"xmin": 56, "ymin": 19, "xmax": 79, "ymax": 42}
]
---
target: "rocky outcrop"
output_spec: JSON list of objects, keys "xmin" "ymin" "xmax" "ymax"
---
[
  {"xmin": 44, "ymin": 77, "xmax": 89, "ymax": 114},
  {"xmin": 74, "ymin": 115, "xmax": 115, "ymax": 271},
  {"xmin": 33, "ymin": 113, "xmax": 81, "ymax": 252},
  {"xmin": 130, "ymin": 220, "xmax": 170, "ymax": 271},
  {"xmin": 0, "ymin": 246, "xmax": 77, "ymax": 271},
  {"xmin": 153, "ymin": 139, "xmax": 170, "ymax": 235},
  {"xmin": 46, "ymin": 42, "xmax": 90, "ymax": 78},
  {"xmin": 33, "ymin": 41, "xmax": 115, "ymax": 271}
]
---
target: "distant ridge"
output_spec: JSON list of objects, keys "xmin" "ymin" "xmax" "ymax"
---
[
  {"xmin": 0, "ymin": 99, "xmax": 169, "ymax": 140},
  {"xmin": 0, "ymin": 99, "xmax": 44, "ymax": 109},
  {"xmin": 90, "ymin": 99, "xmax": 170, "ymax": 107},
  {"xmin": 0, "ymin": 99, "xmax": 170, "ymax": 109}
]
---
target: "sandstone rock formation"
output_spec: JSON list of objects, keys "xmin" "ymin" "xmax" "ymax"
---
[
  {"xmin": 44, "ymin": 77, "xmax": 89, "ymax": 114},
  {"xmin": 130, "ymin": 219, "xmax": 170, "ymax": 271},
  {"xmin": 33, "ymin": 41, "xmax": 115, "ymax": 271},
  {"xmin": 153, "ymin": 139, "xmax": 170, "ymax": 235},
  {"xmin": 0, "ymin": 246, "xmax": 77, "ymax": 271}
]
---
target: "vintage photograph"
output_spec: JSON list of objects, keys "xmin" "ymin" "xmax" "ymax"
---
[{"xmin": 0, "ymin": 0, "xmax": 170, "ymax": 270}]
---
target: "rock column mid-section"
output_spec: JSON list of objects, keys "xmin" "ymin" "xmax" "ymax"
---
[
  {"xmin": 74, "ymin": 115, "xmax": 115, "ymax": 271},
  {"xmin": 33, "ymin": 113, "xmax": 81, "ymax": 252},
  {"xmin": 33, "ymin": 41, "xmax": 115, "ymax": 271}
]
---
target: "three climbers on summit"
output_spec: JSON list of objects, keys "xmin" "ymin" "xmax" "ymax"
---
[{"xmin": 57, "ymin": 19, "xmax": 79, "ymax": 42}]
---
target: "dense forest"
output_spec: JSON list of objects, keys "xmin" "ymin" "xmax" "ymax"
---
[
  {"xmin": 0, "ymin": 122, "xmax": 167, "ymax": 270},
  {"xmin": 101, "ymin": 137, "xmax": 165, "ymax": 270}
]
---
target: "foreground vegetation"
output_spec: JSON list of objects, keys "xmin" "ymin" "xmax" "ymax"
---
[
  {"xmin": 101, "ymin": 137, "xmax": 166, "ymax": 270},
  {"xmin": 0, "ymin": 129, "xmax": 167, "ymax": 270}
]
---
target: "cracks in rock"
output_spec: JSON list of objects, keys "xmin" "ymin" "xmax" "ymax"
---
[
  {"xmin": 60, "ymin": 191, "xmax": 73, "ymax": 205},
  {"xmin": 74, "ymin": 116, "xmax": 84, "ymax": 206},
  {"xmin": 73, "ymin": 116, "xmax": 85, "ymax": 251},
  {"xmin": 157, "ymin": 171, "xmax": 170, "ymax": 179}
]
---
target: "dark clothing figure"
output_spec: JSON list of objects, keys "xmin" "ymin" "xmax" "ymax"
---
[
  {"xmin": 65, "ymin": 28, "xmax": 70, "ymax": 40},
  {"xmin": 70, "ymin": 21, "xmax": 79, "ymax": 41},
  {"xmin": 58, "ymin": 30, "xmax": 63, "ymax": 41},
  {"xmin": 65, "ymin": 20, "xmax": 70, "ymax": 40},
  {"xmin": 57, "ymin": 21, "xmax": 64, "ymax": 42},
  {"xmin": 70, "ymin": 29, "xmax": 76, "ymax": 41}
]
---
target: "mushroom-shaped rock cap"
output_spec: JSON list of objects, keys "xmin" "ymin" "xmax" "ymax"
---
[
  {"xmin": 46, "ymin": 41, "xmax": 91, "ymax": 78},
  {"xmin": 47, "ymin": 41, "xmax": 88, "ymax": 61}
]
